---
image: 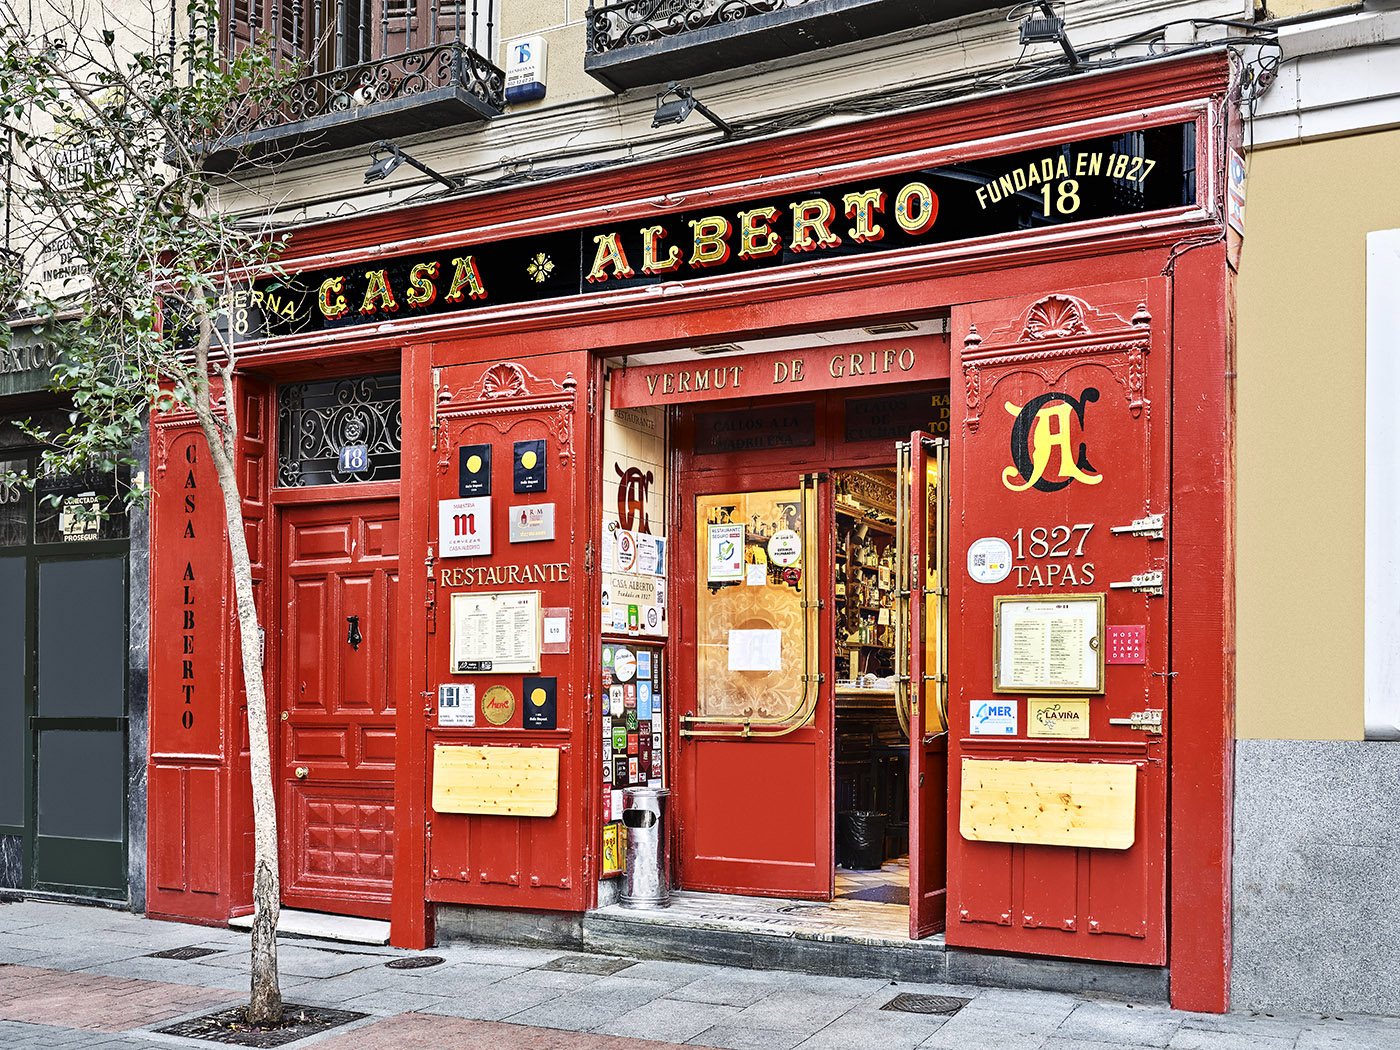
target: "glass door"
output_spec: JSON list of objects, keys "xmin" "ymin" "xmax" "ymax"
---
[
  {"xmin": 675, "ymin": 472, "xmax": 830, "ymax": 898},
  {"xmin": 897, "ymin": 433, "xmax": 949, "ymax": 937}
]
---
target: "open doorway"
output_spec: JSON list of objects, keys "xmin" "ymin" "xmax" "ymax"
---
[{"xmin": 832, "ymin": 467, "xmax": 910, "ymax": 912}]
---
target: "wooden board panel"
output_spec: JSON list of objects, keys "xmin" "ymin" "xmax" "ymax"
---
[
  {"xmin": 959, "ymin": 759, "xmax": 1136, "ymax": 850},
  {"xmin": 432, "ymin": 745, "xmax": 560, "ymax": 817}
]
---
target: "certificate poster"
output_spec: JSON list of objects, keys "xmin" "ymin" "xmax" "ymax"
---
[
  {"xmin": 450, "ymin": 590, "xmax": 541, "ymax": 674},
  {"xmin": 707, "ymin": 523, "xmax": 745, "ymax": 582},
  {"xmin": 993, "ymin": 593, "xmax": 1105, "ymax": 694},
  {"xmin": 514, "ymin": 439, "xmax": 548, "ymax": 493},
  {"xmin": 458, "ymin": 444, "xmax": 492, "ymax": 496}
]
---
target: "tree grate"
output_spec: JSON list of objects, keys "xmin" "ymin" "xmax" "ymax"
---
[
  {"xmin": 155, "ymin": 1004, "xmax": 366, "ymax": 1047},
  {"xmin": 145, "ymin": 946, "xmax": 224, "ymax": 961},
  {"xmin": 880, "ymin": 992, "xmax": 972, "ymax": 1015},
  {"xmin": 385, "ymin": 955, "xmax": 446, "ymax": 969}
]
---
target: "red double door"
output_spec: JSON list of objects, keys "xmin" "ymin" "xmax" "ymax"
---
[
  {"xmin": 673, "ymin": 454, "xmax": 949, "ymax": 939},
  {"xmin": 673, "ymin": 280, "xmax": 1170, "ymax": 964},
  {"xmin": 277, "ymin": 498, "xmax": 400, "ymax": 919}
]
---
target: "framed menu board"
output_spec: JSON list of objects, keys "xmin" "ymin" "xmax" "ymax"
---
[
  {"xmin": 450, "ymin": 591, "xmax": 541, "ymax": 674},
  {"xmin": 993, "ymin": 594, "xmax": 1105, "ymax": 694}
]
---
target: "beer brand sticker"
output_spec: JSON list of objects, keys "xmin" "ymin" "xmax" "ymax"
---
[
  {"xmin": 481, "ymin": 685, "xmax": 516, "ymax": 726},
  {"xmin": 439, "ymin": 496, "xmax": 491, "ymax": 558},
  {"xmin": 1028, "ymin": 698, "xmax": 1091, "ymax": 739},
  {"xmin": 967, "ymin": 536, "xmax": 1013, "ymax": 585},
  {"xmin": 970, "ymin": 700, "xmax": 1018, "ymax": 735},
  {"xmin": 767, "ymin": 529, "xmax": 802, "ymax": 567}
]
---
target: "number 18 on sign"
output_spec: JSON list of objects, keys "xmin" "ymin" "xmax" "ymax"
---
[{"xmin": 439, "ymin": 497, "xmax": 492, "ymax": 557}]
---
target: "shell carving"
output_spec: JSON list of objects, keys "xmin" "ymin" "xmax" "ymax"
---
[
  {"xmin": 480, "ymin": 362, "xmax": 530, "ymax": 399},
  {"xmin": 1022, "ymin": 294, "xmax": 1090, "ymax": 340}
]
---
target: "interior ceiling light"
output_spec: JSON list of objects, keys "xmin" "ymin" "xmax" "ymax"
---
[
  {"xmin": 693, "ymin": 343, "xmax": 744, "ymax": 355},
  {"xmin": 363, "ymin": 140, "xmax": 460, "ymax": 189},
  {"xmin": 652, "ymin": 83, "xmax": 735, "ymax": 138},
  {"xmin": 1016, "ymin": 2, "xmax": 1081, "ymax": 69},
  {"xmin": 862, "ymin": 322, "xmax": 918, "ymax": 336}
]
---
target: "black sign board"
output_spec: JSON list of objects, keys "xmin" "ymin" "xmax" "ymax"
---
[
  {"xmin": 844, "ymin": 386, "xmax": 951, "ymax": 443},
  {"xmin": 522, "ymin": 676, "xmax": 557, "ymax": 730},
  {"xmin": 513, "ymin": 440, "xmax": 547, "ymax": 493},
  {"xmin": 694, "ymin": 403, "xmax": 816, "ymax": 455},
  {"xmin": 459, "ymin": 443, "xmax": 492, "ymax": 496},
  {"xmin": 213, "ymin": 123, "xmax": 1197, "ymax": 345}
]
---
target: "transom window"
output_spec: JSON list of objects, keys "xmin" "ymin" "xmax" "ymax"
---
[{"xmin": 277, "ymin": 373, "xmax": 402, "ymax": 487}]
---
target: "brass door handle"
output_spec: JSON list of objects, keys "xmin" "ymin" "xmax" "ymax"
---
[{"xmin": 295, "ymin": 766, "xmax": 309, "ymax": 779}]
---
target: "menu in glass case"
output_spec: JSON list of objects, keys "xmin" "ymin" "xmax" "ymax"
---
[
  {"xmin": 450, "ymin": 590, "xmax": 541, "ymax": 674},
  {"xmin": 993, "ymin": 594, "xmax": 1105, "ymax": 694}
]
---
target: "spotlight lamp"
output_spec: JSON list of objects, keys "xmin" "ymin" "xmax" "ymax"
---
[
  {"xmin": 652, "ymin": 83, "xmax": 735, "ymax": 138},
  {"xmin": 363, "ymin": 140, "xmax": 460, "ymax": 190},
  {"xmin": 1015, "ymin": 2, "xmax": 1081, "ymax": 69}
]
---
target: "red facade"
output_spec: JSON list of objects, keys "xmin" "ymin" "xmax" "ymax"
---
[{"xmin": 145, "ymin": 53, "xmax": 1235, "ymax": 1011}]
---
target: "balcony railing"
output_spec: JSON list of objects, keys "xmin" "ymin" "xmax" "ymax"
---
[
  {"xmin": 584, "ymin": 0, "xmax": 993, "ymax": 91},
  {"xmin": 207, "ymin": 0, "xmax": 504, "ymax": 168}
]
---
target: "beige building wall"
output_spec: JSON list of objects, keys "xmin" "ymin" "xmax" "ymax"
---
[{"xmin": 1235, "ymin": 127, "xmax": 1400, "ymax": 739}]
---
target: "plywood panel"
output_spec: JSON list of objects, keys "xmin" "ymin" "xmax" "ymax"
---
[
  {"xmin": 432, "ymin": 745, "xmax": 559, "ymax": 817},
  {"xmin": 959, "ymin": 759, "xmax": 1135, "ymax": 850}
]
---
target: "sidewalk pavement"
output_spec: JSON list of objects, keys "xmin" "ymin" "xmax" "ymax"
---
[{"xmin": 2, "ymin": 900, "xmax": 1396, "ymax": 1050}]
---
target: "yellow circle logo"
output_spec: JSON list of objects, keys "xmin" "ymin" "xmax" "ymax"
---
[
  {"xmin": 467, "ymin": 454, "xmax": 482, "ymax": 473},
  {"xmin": 531, "ymin": 688, "xmax": 547, "ymax": 706},
  {"xmin": 522, "ymin": 450, "xmax": 537, "ymax": 470}
]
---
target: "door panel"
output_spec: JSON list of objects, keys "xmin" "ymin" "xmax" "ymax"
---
[
  {"xmin": 900, "ymin": 434, "xmax": 949, "ymax": 937},
  {"xmin": 676, "ymin": 474, "xmax": 830, "ymax": 898},
  {"xmin": 33, "ymin": 557, "xmax": 128, "ymax": 896},
  {"xmin": 948, "ymin": 280, "xmax": 1169, "ymax": 965},
  {"xmin": 280, "ymin": 499, "xmax": 400, "ymax": 918}
]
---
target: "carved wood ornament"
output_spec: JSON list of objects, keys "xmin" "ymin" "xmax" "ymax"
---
[
  {"xmin": 435, "ymin": 362, "xmax": 577, "ymax": 475},
  {"xmin": 961, "ymin": 293, "xmax": 1152, "ymax": 434}
]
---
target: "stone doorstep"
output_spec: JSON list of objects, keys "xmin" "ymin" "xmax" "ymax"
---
[{"xmin": 228, "ymin": 909, "xmax": 391, "ymax": 946}]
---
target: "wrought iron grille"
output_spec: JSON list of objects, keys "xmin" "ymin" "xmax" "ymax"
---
[
  {"xmin": 277, "ymin": 374, "xmax": 402, "ymax": 487},
  {"xmin": 586, "ymin": 0, "xmax": 800, "ymax": 54},
  {"xmin": 217, "ymin": 0, "xmax": 504, "ymax": 132}
]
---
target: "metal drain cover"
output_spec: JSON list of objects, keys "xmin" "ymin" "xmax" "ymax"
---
[
  {"xmin": 385, "ymin": 955, "xmax": 445, "ymax": 969},
  {"xmin": 880, "ymin": 992, "xmax": 971, "ymax": 1015},
  {"xmin": 145, "ymin": 946, "xmax": 223, "ymax": 961},
  {"xmin": 539, "ymin": 954, "xmax": 635, "ymax": 975}
]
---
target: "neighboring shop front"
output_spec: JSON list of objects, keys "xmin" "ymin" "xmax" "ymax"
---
[
  {"xmin": 0, "ymin": 333, "xmax": 141, "ymax": 904},
  {"xmin": 144, "ymin": 53, "xmax": 1235, "ymax": 1011}
]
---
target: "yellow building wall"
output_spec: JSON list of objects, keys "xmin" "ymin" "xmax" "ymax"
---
[
  {"xmin": 1265, "ymin": 0, "xmax": 1340, "ymax": 18},
  {"xmin": 500, "ymin": 0, "xmax": 609, "ymax": 109},
  {"xmin": 1236, "ymin": 127, "xmax": 1400, "ymax": 739}
]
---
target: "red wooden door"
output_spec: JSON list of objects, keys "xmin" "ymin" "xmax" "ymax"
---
[
  {"xmin": 676, "ymin": 469, "xmax": 831, "ymax": 899},
  {"xmin": 279, "ymin": 499, "xmax": 400, "ymax": 918},
  {"xmin": 947, "ymin": 280, "xmax": 1170, "ymax": 964},
  {"xmin": 900, "ymin": 433, "xmax": 949, "ymax": 937}
]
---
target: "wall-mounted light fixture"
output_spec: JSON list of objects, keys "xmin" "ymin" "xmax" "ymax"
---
[
  {"xmin": 363, "ymin": 140, "xmax": 460, "ymax": 189},
  {"xmin": 1016, "ymin": 2, "xmax": 1080, "ymax": 69},
  {"xmin": 652, "ymin": 83, "xmax": 734, "ymax": 138}
]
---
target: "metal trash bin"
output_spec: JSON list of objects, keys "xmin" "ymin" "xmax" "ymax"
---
[{"xmin": 621, "ymin": 786, "xmax": 671, "ymax": 909}]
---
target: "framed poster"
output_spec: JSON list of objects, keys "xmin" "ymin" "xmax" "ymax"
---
[
  {"xmin": 450, "ymin": 590, "xmax": 541, "ymax": 674},
  {"xmin": 706, "ymin": 523, "xmax": 745, "ymax": 582},
  {"xmin": 993, "ymin": 593, "xmax": 1105, "ymax": 694}
]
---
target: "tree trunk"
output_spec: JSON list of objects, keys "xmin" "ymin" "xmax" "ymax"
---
[{"xmin": 193, "ymin": 396, "xmax": 283, "ymax": 1027}]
